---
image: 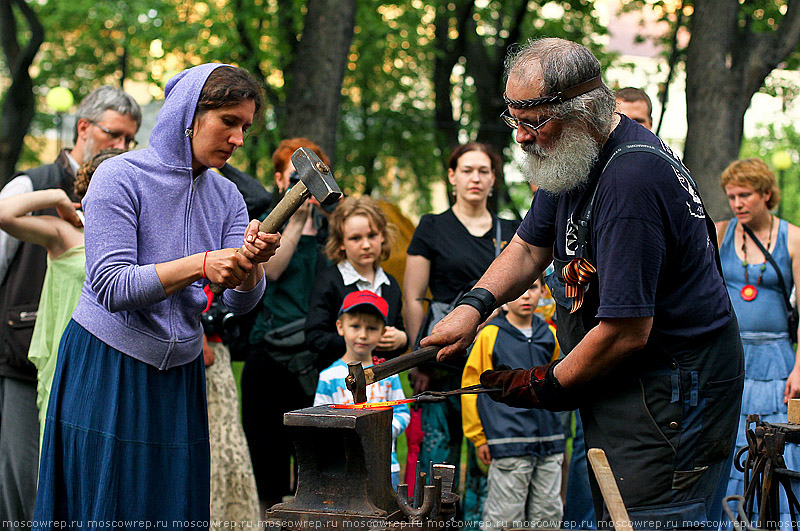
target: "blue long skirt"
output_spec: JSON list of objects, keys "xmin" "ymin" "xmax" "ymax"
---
[
  {"xmin": 725, "ymin": 332, "xmax": 800, "ymax": 528},
  {"xmin": 33, "ymin": 320, "xmax": 210, "ymax": 529}
]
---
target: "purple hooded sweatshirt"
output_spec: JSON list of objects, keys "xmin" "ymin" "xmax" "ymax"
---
[{"xmin": 73, "ymin": 63, "xmax": 265, "ymax": 370}]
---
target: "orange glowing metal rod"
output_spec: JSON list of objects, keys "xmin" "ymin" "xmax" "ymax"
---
[
  {"xmin": 328, "ymin": 384, "xmax": 499, "ymax": 409},
  {"xmin": 328, "ymin": 398, "xmax": 417, "ymax": 409}
]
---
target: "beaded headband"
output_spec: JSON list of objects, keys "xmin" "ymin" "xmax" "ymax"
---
[{"xmin": 503, "ymin": 75, "xmax": 603, "ymax": 109}]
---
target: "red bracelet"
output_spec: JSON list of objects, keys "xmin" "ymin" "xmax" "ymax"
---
[{"xmin": 202, "ymin": 251, "xmax": 209, "ymax": 279}]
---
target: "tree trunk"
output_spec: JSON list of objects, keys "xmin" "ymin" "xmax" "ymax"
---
[
  {"xmin": 282, "ymin": 0, "xmax": 357, "ymax": 168},
  {"xmin": 467, "ymin": 1, "xmax": 527, "ymax": 213},
  {"xmin": 120, "ymin": 45, "xmax": 128, "ymax": 87},
  {"xmin": 684, "ymin": 0, "xmax": 800, "ymax": 221},
  {"xmin": 654, "ymin": 8, "xmax": 683, "ymax": 137},
  {"xmin": 0, "ymin": 0, "xmax": 44, "ymax": 187},
  {"xmin": 433, "ymin": 0, "xmax": 530, "ymax": 212},
  {"xmin": 432, "ymin": 0, "xmax": 474, "ymax": 157}
]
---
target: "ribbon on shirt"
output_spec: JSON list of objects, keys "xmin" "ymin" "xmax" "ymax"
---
[{"xmin": 562, "ymin": 257, "xmax": 597, "ymax": 313}]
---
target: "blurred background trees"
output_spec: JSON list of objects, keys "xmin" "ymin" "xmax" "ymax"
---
[
  {"xmin": 0, "ymin": 0, "xmax": 43, "ymax": 181},
  {"xmin": 2, "ymin": 0, "xmax": 800, "ymax": 222},
  {"xmin": 621, "ymin": 0, "xmax": 800, "ymax": 221},
  {"xmin": 683, "ymin": 0, "xmax": 800, "ymax": 220}
]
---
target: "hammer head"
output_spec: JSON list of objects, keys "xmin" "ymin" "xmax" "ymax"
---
[
  {"xmin": 346, "ymin": 361, "xmax": 368, "ymax": 404},
  {"xmin": 291, "ymin": 147, "xmax": 341, "ymax": 207}
]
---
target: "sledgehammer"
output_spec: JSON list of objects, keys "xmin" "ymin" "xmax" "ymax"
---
[{"xmin": 209, "ymin": 147, "xmax": 341, "ymax": 295}]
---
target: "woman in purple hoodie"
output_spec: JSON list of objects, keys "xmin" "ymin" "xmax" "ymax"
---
[{"xmin": 33, "ymin": 64, "xmax": 279, "ymax": 527}]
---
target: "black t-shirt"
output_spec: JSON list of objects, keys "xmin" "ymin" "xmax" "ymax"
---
[
  {"xmin": 518, "ymin": 114, "xmax": 730, "ymax": 339},
  {"xmin": 407, "ymin": 209, "xmax": 520, "ymax": 302}
]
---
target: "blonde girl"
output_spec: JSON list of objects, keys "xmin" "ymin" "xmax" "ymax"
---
[{"xmin": 305, "ymin": 196, "xmax": 408, "ymax": 368}]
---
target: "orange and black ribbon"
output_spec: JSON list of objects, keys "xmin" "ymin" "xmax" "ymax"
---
[{"xmin": 562, "ymin": 258, "xmax": 597, "ymax": 313}]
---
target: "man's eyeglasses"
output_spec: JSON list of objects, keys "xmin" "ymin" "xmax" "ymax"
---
[
  {"xmin": 89, "ymin": 120, "xmax": 137, "ymax": 149},
  {"xmin": 500, "ymin": 109, "xmax": 557, "ymax": 133}
]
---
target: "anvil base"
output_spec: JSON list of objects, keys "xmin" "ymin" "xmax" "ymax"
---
[{"xmin": 265, "ymin": 405, "xmax": 399, "ymax": 528}]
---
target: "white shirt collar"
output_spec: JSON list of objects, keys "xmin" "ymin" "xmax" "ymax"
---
[
  {"xmin": 337, "ymin": 260, "xmax": 390, "ymax": 293},
  {"xmin": 65, "ymin": 151, "xmax": 80, "ymax": 174}
]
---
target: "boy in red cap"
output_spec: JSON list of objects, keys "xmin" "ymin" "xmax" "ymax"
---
[{"xmin": 313, "ymin": 290, "xmax": 410, "ymax": 488}]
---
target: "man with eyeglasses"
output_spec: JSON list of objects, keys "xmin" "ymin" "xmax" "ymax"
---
[
  {"xmin": 422, "ymin": 38, "xmax": 744, "ymax": 530},
  {"xmin": 0, "ymin": 85, "xmax": 140, "ymax": 523}
]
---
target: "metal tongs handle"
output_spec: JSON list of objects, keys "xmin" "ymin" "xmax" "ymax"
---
[{"xmin": 413, "ymin": 383, "xmax": 500, "ymax": 403}]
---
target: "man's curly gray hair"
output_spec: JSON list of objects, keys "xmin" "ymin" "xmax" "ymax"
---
[{"xmin": 504, "ymin": 38, "xmax": 615, "ymax": 139}]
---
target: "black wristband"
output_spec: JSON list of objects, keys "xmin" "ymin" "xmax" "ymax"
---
[{"xmin": 455, "ymin": 288, "xmax": 497, "ymax": 322}]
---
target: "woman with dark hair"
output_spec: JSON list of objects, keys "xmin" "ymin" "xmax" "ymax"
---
[
  {"xmin": 403, "ymin": 142, "xmax": 519, "ymax": 520},
  {"xmin": 32, "ymin": 64, "xmax": 280, "ymax": 527},
  {"xmin": 717, "ymin": 158, "xmax": 800, "ymax": 527}
]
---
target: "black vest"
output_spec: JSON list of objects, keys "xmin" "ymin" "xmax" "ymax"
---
[{"xmin": 0, "ymin": 152, "xmax": 75, "ymax": 382}]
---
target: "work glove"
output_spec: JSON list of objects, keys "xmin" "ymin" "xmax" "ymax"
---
[{"xmin": 480, "ymin": 360, "xmax": 578, "ymax": 411}]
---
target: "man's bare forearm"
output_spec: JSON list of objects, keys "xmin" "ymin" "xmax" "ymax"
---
[
  {"xmin": 424, "ymin": 235, "xmax": 553, "ymax": 360},
  {"xmin": 474, "ymin": 234, "xmax": 552, "ymax": 307},
  {"xmin": 554, "ymin": 317, "xmax": 652, "ymax": 388}
]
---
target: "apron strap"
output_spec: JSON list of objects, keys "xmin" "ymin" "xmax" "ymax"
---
[
  {"xmin": 568, "ymin": 141, "xmax": 723, "ymax": 277},
  {"xmin": 605, "ymin": 142, "xmax": 723, "ymax": 277}
]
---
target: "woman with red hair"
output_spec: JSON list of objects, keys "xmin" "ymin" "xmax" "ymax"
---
[{"xmin": 717, "ymin": 157, "xmax": 800, "ymax": 527}]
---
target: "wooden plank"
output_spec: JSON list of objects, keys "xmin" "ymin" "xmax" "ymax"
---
[
  {"xmin": 587, "ymin": 448, "xmax": 632, "ymax": 530},
  {"xmin": 788, "ymin": 398, "xmax": 800, "ymax": 424}
]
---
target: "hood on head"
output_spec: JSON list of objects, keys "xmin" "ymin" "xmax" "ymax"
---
[{"xmin": 148, "ymin": 63, "xmax": 231, "ymax": 169}]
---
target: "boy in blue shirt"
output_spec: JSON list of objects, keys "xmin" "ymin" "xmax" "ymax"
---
[
  {"xmin": 314, "ymin": 290, "xmax": 410, "ymax": 488},
  {"xmin": 462, "ymin": 277, "xmax": 564, "ymax": 528}
]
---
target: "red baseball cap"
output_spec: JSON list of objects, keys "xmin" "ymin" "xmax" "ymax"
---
[{"xmin": 339, "ymin": 290, "xmax": 389, "ymax": 323}]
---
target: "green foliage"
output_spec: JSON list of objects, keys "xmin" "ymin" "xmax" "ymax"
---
[
  {"xmin": 16, "ymin": 111, "xmax": 58, "ymax": 170},
  {"xmin": 506, "ymin": 180, "xmax": 535, "ymax": 219},
  {"xmin": 195, "ymin": 0, "xmax": 304, "ymax": 180},
  {"xmin": 33, "ymin": 0, "xmax": 194, "ymax": 97},
  {"xmin": 338, "ymin": 2, "xmax": 441, "ymax": 207},
  {"xmin": 436, "ymin": 0, "xmax": 607, "ymax": 212},
  {"xmin": 735, "ymin": 0, "xmax": 792, "ymax": 37},
  {"xmin": 17, "ymin": 135, "xmax": 48, "ymax": 170},
  {"xmin": 9, "ymin": 0, "xmax": 609, "ymax": 213},
  {"xmin": 181, "ymin": 0, "xmax": 446, "ymax": 205},
  {"xmin": 429, "ymin": 0, "xmax": 609, "ymax": 213},
  {"xmin": 741, "ymin": 124, "xmax": 800, "ymax": 225},
  {"xmin": 619, "ymin": 0, "xmax": 800, "ymax": 94}
]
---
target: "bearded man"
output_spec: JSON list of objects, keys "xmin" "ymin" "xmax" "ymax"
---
[{"xmin": 424, "ymin": 38, "xmax": 744, "ymax": 530}]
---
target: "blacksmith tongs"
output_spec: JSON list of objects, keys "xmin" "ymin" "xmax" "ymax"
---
[
  {"xmin": 411, "ymin": 383, "xmax": 500, "ymax": 403},
  {"xmin": 345, "ymin": 345, "xmax": 499, "ymax": 404}
]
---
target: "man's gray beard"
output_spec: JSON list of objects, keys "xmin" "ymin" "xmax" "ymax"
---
[{"xmin": 521, "ymin": 126, "xmax": 601, "ymax": 195}]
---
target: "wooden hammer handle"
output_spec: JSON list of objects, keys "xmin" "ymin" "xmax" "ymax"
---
[
  {"xmin": 365, "ymin": 346, "xmax": 441, "ymax": 386},
  {"xmin": 257, "ymin": 180, "xmax": 310, "ymax": 234},
  {"xmin": 209, "ymin": 182, "xmax": 310, "ymax": 295}
]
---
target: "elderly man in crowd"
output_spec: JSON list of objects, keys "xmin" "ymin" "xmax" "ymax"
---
[
  {"xmin": 425, "ymin": 37, "xmax": 744, "ymax": 530},
  {"xmin": 0, "ymin": 85, "xmax": 141, "ymax": 523}
]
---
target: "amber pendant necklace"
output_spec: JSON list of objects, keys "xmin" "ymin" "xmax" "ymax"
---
[{"xmin": 741, "ymin": 216, "xmax": 773, "ymax": 301}]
